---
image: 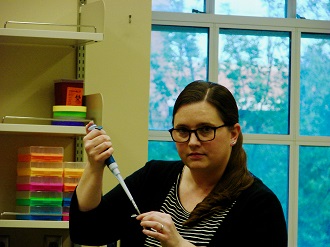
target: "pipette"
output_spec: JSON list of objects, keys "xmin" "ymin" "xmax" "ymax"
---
[{"xmin": 88, "ymin": 124, "xmax": 141, "ymax": 215}]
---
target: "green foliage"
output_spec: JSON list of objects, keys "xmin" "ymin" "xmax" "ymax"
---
[
  {"xmin": 219, "ymin": 30, "xmax": 290, "ymax": 134},
  {"xmin": 300, "ymin": 36, "xmax": 330, "ymax": 136},
  {"xmin": 244, "ymin": 144, "xmax": 289, "ymax": 220},
  {"xmin": 298, "ymin": 146, "xmax": 330, "ymax": 247},
  {"xmin": 149, "ymin": 27, "xmax": 208, "ymax": 130},
  {"xmin": 148, "ymin": 141, "xmax": 179, "ymax": 161}
]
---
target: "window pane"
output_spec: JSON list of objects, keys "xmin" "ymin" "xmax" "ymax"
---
[
  {"xmin": 298, "ymin": 146, "xmax": 330, "ymax": 247},
  {"xmin": 148, "ymin": 141, "xmax": 180, "ymax": 160},
  {"xmin": 219, "ymin": 29, "xmax": 290, "ymax": 134},
  {"xmin": 297, "ymin": 0, "xmax": 330, "ymax": 21},
  {"xmin": 215, "ymin": 0, "xmax": 286, "ymax": 18},
  {"xmin": 244, "ymin": 144, "xmax": 289, "ymax": 221},
  {"xmin": 152, "ymin": 0, "xmax": 204, "ymax": 13},
  {"xmin": 150, "ymin": 25, "xmax": 208, "ymax": 130},
  {"xmin": 300, "ymin": 33, "xmax": 330, "ymax": 136}
]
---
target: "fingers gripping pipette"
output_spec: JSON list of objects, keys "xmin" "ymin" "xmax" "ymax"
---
[{"xmin": 88, "ymin": 124, "xmax": 141, "ymax": 215}]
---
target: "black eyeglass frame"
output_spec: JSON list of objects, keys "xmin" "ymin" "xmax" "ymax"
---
[{"xmin": 168, "ymin": 124, "xmax": 228, "ymax": 143}]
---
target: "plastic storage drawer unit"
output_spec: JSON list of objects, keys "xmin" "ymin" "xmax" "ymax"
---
[
  {"xmin": 63, "ymin": 192, "xmax": 73, "ymax": 207},
  {"xmin": 63, "ymin": 162, "xmax": 86, "ymax": 191},
  {"xmin": 17, "ymin": 162, "xmax": 63, "ymax": 177},
  {"xmin": 63, "ymin": 177, "xmax": 80, "ymax": 192},
  {"xmin": 63, "ymin": 162, "xmax": 86, "ymax": 177},
  {"xmin": 15, "ymin": 205, "xmax": 63, "ymax": 221},
  {"xmin": 16, "ymin": 176, "xmax": 63, "ymax": 191},
  {"xmin": 16, "ymin": 191, "xmax": 63, "ymax": 206},
  {"xmin": 18, "ymin": 146, "xmax": 64, "ymax": 162},
  {"xmin": 62, "ymin": 206, "xmax": 70, "ymax": 221}
]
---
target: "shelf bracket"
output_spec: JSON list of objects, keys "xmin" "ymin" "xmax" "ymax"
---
[{"xmin": 75, "ymin": 0, "xmax": 87, "ymax": 162}]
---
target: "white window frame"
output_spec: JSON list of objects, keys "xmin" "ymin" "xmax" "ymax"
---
[{"xmin": 150, "ymin": 4, "xmax": 330, "ymax": 247}]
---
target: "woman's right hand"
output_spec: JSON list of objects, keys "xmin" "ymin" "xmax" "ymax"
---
[
  {"xmin": 83, "ymin": 121, "xmax": 114, "ymax": 171},
  {"xmin": 76, "ymin": 121, "xmax": 114, "ymax": 211}
]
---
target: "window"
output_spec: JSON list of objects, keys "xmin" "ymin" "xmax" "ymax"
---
[
  {"xmin": 245, "ymin": 144, "xmax": 289, "ymax": 220},
  {"xmin": 152, "ymin": 0, "xmax": 330, "ymax": 21},
  {"xmin": 150, "ymin": 1, "xmax": 330, "ymax": 246},
  {"xmin": 150, "ymin": 25, "xmax": 208, "ymax": 130},
  {"xmin": 218, "ymin": 29, "xmax": 290, "ymax": 134},
  {"xmin": 300, "ymin": 33, "xmax": 330, "ymax": 136},
  {"xmin": 152, "ymin": 0, "xmax": 204, "ymax": 13},
  {"xmin": 215, "ymin": 0, "xmax": 286, "ymax": 17},
  {"xmin": 297, "ymin": 0, "xmax": 330, "ymax": 20},
  {"xmin": 298, "ymin": 146, "xmax": 330, "ymax": 246}
]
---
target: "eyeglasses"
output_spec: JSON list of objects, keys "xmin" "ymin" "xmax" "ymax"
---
[{"xmin": 168, "ymin": 124, "xmax": 228, "ymax": 143}]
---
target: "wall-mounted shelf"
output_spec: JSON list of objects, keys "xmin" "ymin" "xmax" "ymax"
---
[
  {"xmin": 0, "ymin": 28, "xmax": 103, "ymax": 46},
  {"xmin": 0, "ymin": 124, "xmax": 86, "ymax": 136},
  {"xmin": 0, "ymin": 219, "xmax": 68, "ymax": 229},
  {"xmin": 0, "ymin": 93, "xmax": 103, "ymax": 136}
]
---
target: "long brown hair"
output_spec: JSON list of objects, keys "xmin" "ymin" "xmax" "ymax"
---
[{"xmin": 172, "ymin": 80, "xmax": 254, "ymax": 226}]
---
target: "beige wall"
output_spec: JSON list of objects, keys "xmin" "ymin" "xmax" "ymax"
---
[
  {"xmin": 84, "ymin": 1, "xmax": 151, "ymax": 246},
  {"xmin": 84, "ymin": 0, "xmax": 151, "ymax": 191},
  {"xmin": 0, "ymin": 0, "xmax": 78, "ymax": 26}
]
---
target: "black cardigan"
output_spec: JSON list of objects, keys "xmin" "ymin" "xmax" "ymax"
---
[{"xmin": 69, "ymin": 160, "xmax": 287, "ymax": 246}]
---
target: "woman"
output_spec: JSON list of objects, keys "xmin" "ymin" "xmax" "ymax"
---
[{"xmin": 69, "ymin": 80, "xmax": 287, "ymax": 246}]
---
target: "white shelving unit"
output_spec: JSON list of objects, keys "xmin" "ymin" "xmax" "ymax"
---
[
  {"xmin": 0, "ymin": 123, "xmax": 86, "ymax": 136},
  {"xmin": 0, "ymin": 92, "xmax": 103, "ymax": 136},
  {"xmin": 0, "ymin": 1, "xmax": 104, "ymax": 245},
  {"xmin": 0, "ymin": 219, "xmax": 69, "ymax": 229},
  {"xmin": 0, "ymin": 27, "xmax": 103, "ymax": 46}
]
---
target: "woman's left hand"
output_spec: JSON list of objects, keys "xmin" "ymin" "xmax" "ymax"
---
[{"xmin": 137, "ymin": 211, "xmax": 195, "ymax": 247}]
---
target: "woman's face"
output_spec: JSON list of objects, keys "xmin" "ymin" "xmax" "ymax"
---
[{"xmin": 173, "ymin": 101, "xmax": 239, "ymax": 175}]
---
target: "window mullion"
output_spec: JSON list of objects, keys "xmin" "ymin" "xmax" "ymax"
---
[
  {"xmin": 205, "ymin": 0, "xmax": 215, "ymax": 14},
  {"xmin": 287, "ymin": 0, "xmax": 297, "ymax": 18},
  {"xmin": 287, "ymin": 27, "xmax": 300, "ymax": 247},
  {"xmin": 208, "ymin": 23, "xmax": 219, "ymax": 82}
]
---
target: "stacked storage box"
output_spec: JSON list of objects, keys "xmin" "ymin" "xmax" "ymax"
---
[
  {"xmin": 62, "ymin": 162, "xmax": 86, "ymax": 221},
  {"xmin": 52, "ymin": 79, "xmax": 86, "ymax": 126},
  {"xmin": 54, "ymin": 79, "xmax": 84, "ymax": 106},
  {"xmin": 52, "ymin": 105, "xmax": 87, "ymax": 126},
  {"xmin": 16, "ymin": 146, "xmax": 64, "ymax": 221}
]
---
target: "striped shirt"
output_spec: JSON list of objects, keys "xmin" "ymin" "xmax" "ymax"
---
[{"xmin": 145, "ymin": 173, "xmax": 235, "ymax": 246}]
